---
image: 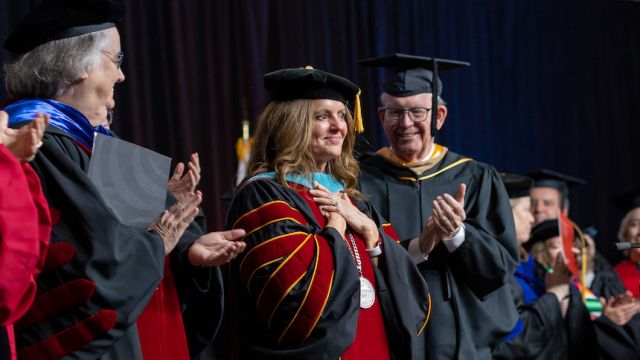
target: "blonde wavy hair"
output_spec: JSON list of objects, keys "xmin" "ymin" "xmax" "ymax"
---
[{"xmin": 246, "ymin": 99, "xmax": 362, "ymax": 198}]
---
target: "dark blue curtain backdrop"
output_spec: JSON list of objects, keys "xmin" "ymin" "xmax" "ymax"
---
[{"xmin": 2, "ymin": 0, "xmax": 639, "ymax": 266}]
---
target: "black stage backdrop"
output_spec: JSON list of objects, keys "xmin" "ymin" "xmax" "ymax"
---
[{"xmin": 2, "ymin": 0, "xmax": 639, "ymax": 266}]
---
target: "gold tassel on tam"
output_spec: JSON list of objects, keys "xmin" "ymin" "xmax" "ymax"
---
[{"xmin": 354, "ymin": 90, "xmax": 364, "ymax": 133}]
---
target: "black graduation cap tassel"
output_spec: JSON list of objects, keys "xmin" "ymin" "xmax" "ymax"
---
[{"xmin": 431, "ymin": 59, "xmax": 439, "ymax": 137}]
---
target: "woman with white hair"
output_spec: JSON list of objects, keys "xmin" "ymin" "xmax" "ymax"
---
[
  {"xmin": 614, "ymin": 188, "xmax": 640, "ymax": 299},
  {"xmin": 2, "ymin": 0, "xmax": 244, "ymax": 358}
]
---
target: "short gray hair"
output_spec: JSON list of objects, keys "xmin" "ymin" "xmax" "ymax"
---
[{"xmin": 4, "ymin": 30, "xmax": 110, "ymax": 99}]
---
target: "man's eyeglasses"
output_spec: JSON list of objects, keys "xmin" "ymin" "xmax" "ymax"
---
[
  {"xmin": 102, "ymin": 51, "xmax": 124, "ymax": 69},
  {"xmin": 382, "ymin": 107, "xmax": 431, "ymax": 122}
]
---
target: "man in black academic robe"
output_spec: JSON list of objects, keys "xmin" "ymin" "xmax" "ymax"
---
[{"xmin": 357, "ymin": 54, "xmax": 519, "ymax": 359}]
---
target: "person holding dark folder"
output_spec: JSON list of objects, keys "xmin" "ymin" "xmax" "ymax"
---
[
  {"xmin": 225, "ymin": 66, "xmax": 430, "ymax": 359},
  {"xmin": 2, "ymin": 0, "xmax": 245, "ymax": 359}
]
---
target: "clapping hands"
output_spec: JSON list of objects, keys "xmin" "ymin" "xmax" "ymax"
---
[
  {"xmin": 0, "ymin": 111, "xmax": 49, "ymax": 162},
  {"xmin": 431, "ymin": 183, "xmax": 466, "ymax": 237},
  {"xmin": 602, "ymin": 291, "xmax": 640, "ymax": 326},
  {"xmin": 168, "ymin": 153, "xmax": 201, "ymax": 202},
  {"xmin": 149, "ymin": 191, "xmax": 202, "ymax": 254},
  {"xmin": 419, "ymin": 183, "xmax": 467, "ymax": 255},
  {"xmin": 188, "ymin": 229, "xmax": 247, "ymax": 267}
]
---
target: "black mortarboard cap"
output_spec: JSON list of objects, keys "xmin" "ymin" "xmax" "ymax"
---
[
  {"xmin": 358, "ymin": 53, "xmax": 469, "ymax": 136},
  {"xmin": 525, "ymin": 219, "xmax": 561, "ymax": 251},
  {"xmin": 500, "ymin": 173, "xmax": 534, "ymax": 199},
  {"xmin": 264, "ymin": 66, "xmax": 364, "ymax": 132},
  {"xmin": 612, "ymin": 187, "xmax": 640, "ymax": 213},
  {"xmin": 4, "ymin": 0, "xmax": 124, "ymax": 55},
  {"xmin": 526, "ymin": 169, "xmax": 586, "ymax": 202},
  {"xmin": 358, "ymin": 53, "xmax": 470, "ymax": 97}
]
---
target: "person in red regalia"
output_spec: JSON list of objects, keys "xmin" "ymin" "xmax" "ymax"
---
[
  {"xmin": 225, "ymin": 66, "xmax": 430, "ymax": 359},
  {"xmin": 0, "ymin": 110, "xmax": 50, "ymax": 360},
  {"xmin": 613, "ymin": 188, "xmax": 640, "ymax": 299}
]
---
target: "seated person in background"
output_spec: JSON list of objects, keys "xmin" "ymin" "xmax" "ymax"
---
[
  {"xmin": 613, "ymin": 187, "xmax": 640, "ymax": 298},
  {"xmin": 225, "ymin": 66, "xmax": 430, "ymax": 359},
  {"xmin": 526, "ymin": 220, "xmax": 599, "ymax": 359},
  {"xmin": 528, "ymin": 168, "xmax": 639, "ymax": 357},
  {"xmin": 493, "ymin": 173, "xmax": 572, "ymax": 360},
  {"xmin": 572, "ymin": 226, "xmax": 640, "ymax": 359},
  {"xmin": 527, "ymin": 169, "xmax": 586, "ymax": 225},
  {"xmin": 578, "ymin": 228, "xmax": 622, "ymax": 299}
]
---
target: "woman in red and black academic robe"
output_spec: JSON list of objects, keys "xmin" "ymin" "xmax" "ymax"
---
[{"xmin": 225, "ymin": 67, "xmax": 430, "ymax": 359}]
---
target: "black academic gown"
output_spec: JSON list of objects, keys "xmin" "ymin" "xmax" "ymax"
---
[
  {"xmin": 590, "ymin": 255, "xmax": 640, "ymax": 360},
  {"xmin": 497, "ymin": 264, "xmax": 601, "ymax": 360},
  {"xmin": 12, "ymin": 126, "xmax": 222, "ymax": 359},
  {"xmin": 359, "ymin": 150, "xmax": 519, "ymax": 360},
  {"xmin": 224, "ymin": 178, "xmax": 430, "ymax": 360},
  {"xmin": 590, "ymin": 255, "xmax": 626, "ymax": 299},
  {"xmin": 564, "ymin": 285, "xmax": 599, "ymax": 360},
  {"xmin": 493, "ymin": 277, "xmax": 567, "ymax": 360}
]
